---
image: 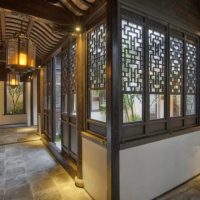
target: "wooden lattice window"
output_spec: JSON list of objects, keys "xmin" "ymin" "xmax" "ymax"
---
[{"xmin": 87, "ymin": 23, "xmax": 106, "ymax": 123}]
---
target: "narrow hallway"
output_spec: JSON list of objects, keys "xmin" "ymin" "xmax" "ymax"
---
[{"xmin": 0, "ymin": 127, "xmax": 91, "ymax": 200}]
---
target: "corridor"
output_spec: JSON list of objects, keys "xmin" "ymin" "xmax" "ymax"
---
[{"xmin": 0, "ymin": 127, "xmax": 91, "ymax": 200}]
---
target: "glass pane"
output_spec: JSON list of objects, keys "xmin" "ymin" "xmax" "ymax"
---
[
  {"xmin": 55, "ymin": 56, "xmax": 61, "ymax": 149},
  {"xmin": 28, "ymin": 40, "xmax": 36, "ymax": 67},
  {"xmin": 123, "ymin": 94, "xmax": 142, "ymax": 123},
  {"xmin": 19, "ymin": 38, "xmax": 28, "ymax": 66},
  {"xmin": 7, "ymin": 83, "xmax": 24, "ymax": 114},
  {"xmin": 7, "ymin": 38, "xmax": 18, "ymax": 65},
  {"xmin": 186, "ymin": 95, "xmax": 196, "ymax": 115},
  {"xmin": 90, "ymin": 90, "xmax": 106, "ymax": 122},
  {"xmin": 71, "ymin": 94, "xmax": 77, "ymax": 116},
  {"xmin": 170, "ymin": 95, "xmax": 181, "ymax": 117},
  {"xmin": 150, "ymin": 94, "xmax": 164, "ymax": 120}
]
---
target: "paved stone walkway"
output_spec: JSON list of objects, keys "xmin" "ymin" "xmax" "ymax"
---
[
  {"xmin": 0, "ymin": 139, "xmax": 91, "ymax": 200},
  {"xmin": 157, "ymin": 176, "xmax": 200, "ymax": 200},
  {"xmin": 0, "ymin": 127, "xmax": 40, "ymax": 145}
]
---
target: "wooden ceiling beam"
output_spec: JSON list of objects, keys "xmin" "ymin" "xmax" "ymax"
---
[
  {"xmin": 0, "ymin": 9, "xmax": 5, "ymax": 42},
  {"xmin": 0, "ymin": 0, "xmax": 76, "ymax": 25}
]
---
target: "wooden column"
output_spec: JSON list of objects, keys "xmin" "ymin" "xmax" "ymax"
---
[
  {"xmin": 75, "ymin": 33, "xmax": 86, "ymax": 187},
  {"xmin": 106, "ymin": 0, "xmax": 120, "ymax": 199},
  {"xmin": 40, "ymin": 68, "xmax": 45, "ymax": 133}
]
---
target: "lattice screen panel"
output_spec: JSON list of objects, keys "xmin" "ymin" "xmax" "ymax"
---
[
  {"xmin": 186, "ymin": 43, "xmax": 197, "ymax": 94},
  {"xmin": 87, "ymin": 23, "xmax": 106, "ymax": 89},
  {"xmin": 148, "ymin": 30, "xmax": 165, "ymax": 93},
  {"xmin": 61, "ymin": 49, "xmax": 69, "ymax": 96},
  {"xmin": 69, "ymin": 41, "xmax": 77, "ymax": 94},
  {"xmin": 121, "ymin": 19, "xmax": 143, "ymax": 92},
  {"xmin": 169, "ymin": 37, "xmax": 183, "ymax": 94}
]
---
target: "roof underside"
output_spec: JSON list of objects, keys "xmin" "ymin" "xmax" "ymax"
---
[{"xmin": 0, "ymin": 0, "xmax": 98, "ymax": 63}]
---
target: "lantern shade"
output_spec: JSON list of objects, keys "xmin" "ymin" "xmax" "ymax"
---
[
  {"xmin": 7, "ymin": 73, "xmax": 20, "ymax": 87},
  {"xmin": 6, "ymin": 33, "xmax": 36, "ymax": 71}
]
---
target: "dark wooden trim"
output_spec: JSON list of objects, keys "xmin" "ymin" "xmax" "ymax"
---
[
  {"xmin": 30, "ymin": 79, "xmax": 34, "ymax": 125},
  {"xmin": 106, "ymin": 0, "xmax": 120, "ymax": 199}
]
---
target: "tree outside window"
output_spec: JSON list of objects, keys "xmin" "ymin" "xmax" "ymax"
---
[{"xmin": 6, "ymin": 82, "xmax": 24, "ymax": 114}]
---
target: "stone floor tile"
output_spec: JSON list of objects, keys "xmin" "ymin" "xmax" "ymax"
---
[
  {"xmin": 33, "ymin": 188, "xmax": 63, "ymax": 200},
  {"xmin": 0, "ymin": 128, "xmax": 92, "ymax": 200},
  {"xmin": 4, "ymin": 184, "xmax": 33, "ymax": 200}
]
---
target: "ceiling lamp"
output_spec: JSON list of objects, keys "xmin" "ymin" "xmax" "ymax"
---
[
  {"xmin": 6, "ymin": 32, "xmax": 36, "ymax": 72},
  {"xmin": 7, "ymin": 72, "xmax": 20, "ymax": 87}
]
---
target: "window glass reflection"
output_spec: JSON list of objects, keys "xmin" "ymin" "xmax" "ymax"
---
[
  {"xmin": 186, "ymin": 95, "xmax": 196, "ymax": 115},
  {"xmin": 150, "ymin": 94, "xmax": 164, "ymax": 120},
  {"xmin": 123, "ymin": 94, "xmax": 142, "ymax": 123},
  {"xmin": 90, "ymin": 90, "xmax": 106, "ymax": 122},
  {"xmin": 170, "ymin": 95, "xmax": 181, "ymax": 117}
]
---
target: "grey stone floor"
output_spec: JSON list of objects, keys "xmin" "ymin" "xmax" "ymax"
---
[
  {"xmin": 0, "ymin": 127, "xmax": 40, "ymax": 145},
  {"xmin": 156, "ymin": 176, "xmax": 200, "ymax": 200},
  {"xmin": 0, "ymin": 128, "xmax": 91, "ymax": 200}
]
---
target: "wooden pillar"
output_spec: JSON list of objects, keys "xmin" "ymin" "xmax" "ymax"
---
[
  {"xmin": 106, "ymin": 0, "xmax": 120, "ymax": 199},
  {"xmin": 75, "ymin": 33, "xmax": 86, "ymax": 187},
  {"xmin": 40, "ymin": 68, "xmax": 44, "ymax": 133}
]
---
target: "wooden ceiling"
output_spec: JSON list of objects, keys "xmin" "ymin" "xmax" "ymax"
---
[{"xmin": 0, "ymin": 0, "xmax": 100, "ymax": 62}]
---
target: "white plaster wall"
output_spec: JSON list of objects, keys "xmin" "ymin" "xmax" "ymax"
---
[
  {"xmin": 33, "ymin": 76, "xmax": 38, "ymax": 125},
  {"xmin": 120, "ymin": 131, "xmax": 200, "ymax": 200},
  {"xmin": 82, "ymin": 137, "xmax": 107, "ymax": 200},
  {"xmin": 0, "ymin": 81, "xmax": 27, "ymax": 125}
]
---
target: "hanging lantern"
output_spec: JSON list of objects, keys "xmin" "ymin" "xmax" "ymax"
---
[
  {"xmin": 6, "ymin": 32, "xmax": 36, "ymax": 72},
  {"xmin": 7, "ymin": 72, "xmax": 20, "ymax": 87}
]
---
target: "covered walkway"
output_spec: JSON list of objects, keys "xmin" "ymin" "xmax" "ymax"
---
[{"xmin": 0, "ymin": 127, "xmax": 91, "ymax": 200}]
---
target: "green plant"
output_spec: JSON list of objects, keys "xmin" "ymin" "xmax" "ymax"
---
[
  {"xmin": 123, "ymin": 94, "xmax": 142, "ymax": 122},
  {"xmin": 8, "ymin": 84, "xmax": 23, "ymax": 114}
]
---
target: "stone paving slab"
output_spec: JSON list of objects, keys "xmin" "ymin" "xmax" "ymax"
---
[{"xmin": 0, "ymin": 138, "xmax": 91, "ymax": 200}]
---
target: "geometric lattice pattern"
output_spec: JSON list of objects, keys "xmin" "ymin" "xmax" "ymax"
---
[
  {"xmin": 121, "ymin": 19, "xmax": 143, "ymax": 92},
  {"xmin": 148, "ymin": 29, "xmax": 165, "ymax": 93},
  {"xmin": 186, "ymin": 43, "xmax": 197, "ymax": 94},
  {"xmin": 69, "ymin": 40, "xmax": 77, "ymax": 94},
  {"xmin": 169, "ymin": 37, "xmax": 183, "ymax": 94},
  {"xmin": 61, "ymin": 49, "xmax": 69, "ymax": 96},
  {"xmin": 87, "ymin": 23, "xmax": 106, "ymax": 89}
]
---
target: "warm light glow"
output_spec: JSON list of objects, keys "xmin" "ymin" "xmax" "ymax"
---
[
  {"xmin": 75, "ymin": 26, "xmax": 81, "ymax": 32},
  {"xmin": 10, "ymin": 78, "xmax": 19, "ymax": 86},
  {"xmin": 19, "ymin": 53, "xmax": 27, "ymax": 66}
]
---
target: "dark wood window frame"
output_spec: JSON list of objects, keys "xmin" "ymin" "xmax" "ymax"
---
[
  {"xmin": 120, "ymin": 9, "xmax": 199, "ymax": 145},
  {"xmin": 86, "ymin": 19, "xmax": 107, "ymax": 138},
  {"xmin": 4, "ymin": 81, "xmax": 26, "ymax": 115}
]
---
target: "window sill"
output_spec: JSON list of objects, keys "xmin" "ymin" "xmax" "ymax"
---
[{"xmin": 120, "ymin": 126, "xmax": 200, "ymax": 150}]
